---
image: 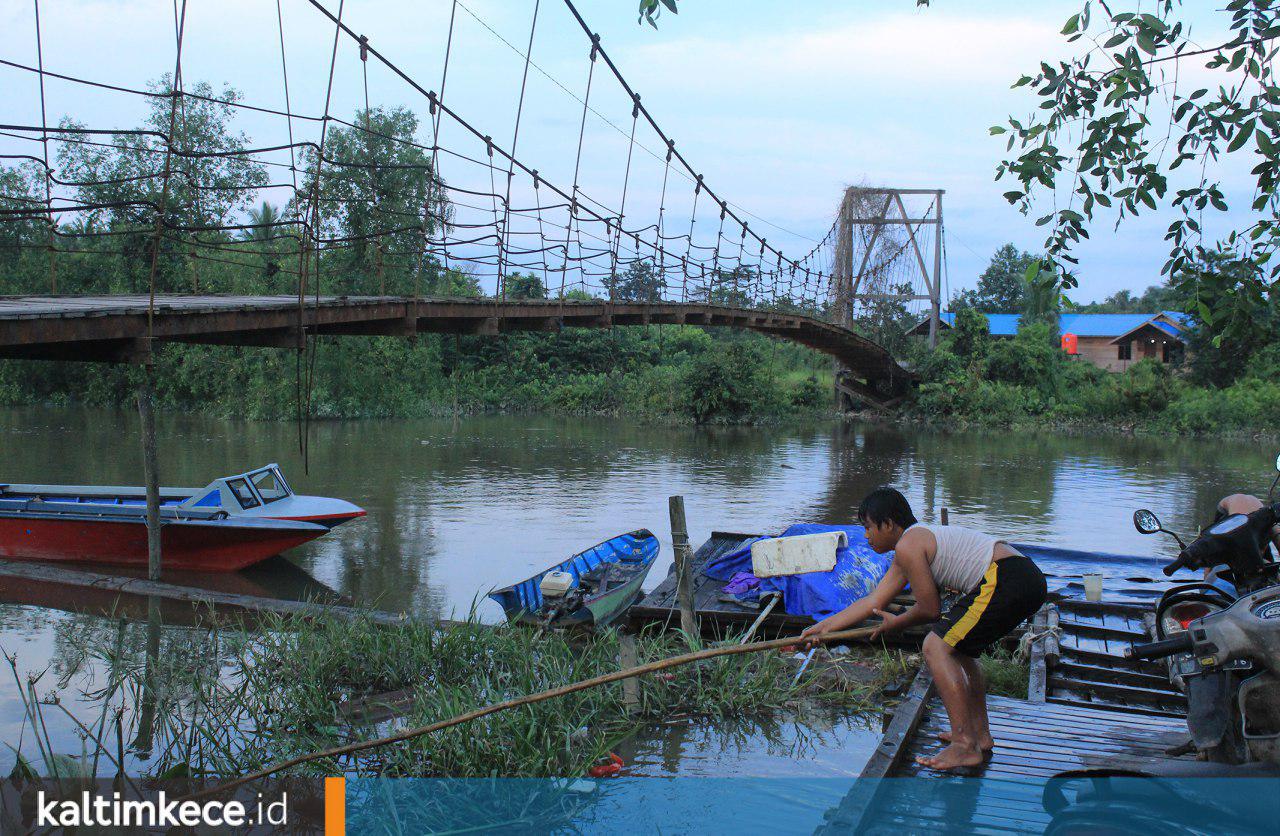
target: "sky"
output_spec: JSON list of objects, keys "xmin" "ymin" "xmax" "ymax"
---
[{"xmin": 0, "ymin": 0, "xmax": 1256, "ymax": 304}]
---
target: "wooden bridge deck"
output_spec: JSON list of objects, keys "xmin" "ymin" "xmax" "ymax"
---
[{"xmin": 0, "ymin": 294, "xmax": 912, "ymax": 402}]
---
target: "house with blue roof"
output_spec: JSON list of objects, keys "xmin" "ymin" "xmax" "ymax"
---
[{"xmin": 907, "ymin": 311, "xmax": 1193, "ymax": 372}]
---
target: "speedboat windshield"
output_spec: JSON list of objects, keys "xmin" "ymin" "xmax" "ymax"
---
[{"xmin": 249, "ymin": 466, "xmax": 291, "ymax": 504}]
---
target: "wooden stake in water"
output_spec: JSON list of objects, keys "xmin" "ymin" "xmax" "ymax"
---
[
  {"xmin": 668, "ymin": 495, "xmax": 697, "ymax": 638},
  {"xmin": 137, "ymin": 367, "xmax": 162, "ymax": 581},
  {"xmin": 618, "ymin": 632, "xmax": 640, "ymax": 715}
]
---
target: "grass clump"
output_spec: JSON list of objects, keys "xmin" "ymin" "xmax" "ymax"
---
[
  {"xmin": 23, "ymin": 613, "xmax": 892, "ymax": 781},
  {"xmin": 979, "ymin": 647, "xmax": 1030, "ymax": 698}
]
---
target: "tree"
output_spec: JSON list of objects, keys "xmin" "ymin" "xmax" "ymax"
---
[
  {"xmin": 243, "ymin": 201, "xmax": 283, "ymax": 280},
  {"xmin": 0, "ymin": 164, "xmax": 45, "ymax": 287},
  {"xmin": 853, "ymin": 280, "xmax": 915, "ymax": 354},
  {"xmin": 605, "ymin": 259, "xmax": 665, "ymax": 301},
  {"xmin": 299, "ymin": 106, "xmax": 445, "ymax": 295},
  {"xmin": 504, "ymin": 272, "xmax": 546, "ymax": 300},
  {"xmin": 995, "ymin": 2, "xmax": 1280, "ymax": 351},
  {"xmin": 55, "ymin": 77, "xmax": 268, "ymax": 292},
  {"xmin": 948, "ymin": 307, "xmax": 991, "ymax": 361},
  {"xmin": 59, "ymin": 77, "xmax": 266, "ymax": 234},
  {"xmin": 951, "ymin": 244, "xmax": 1036, "ymax": 312},
  {"xmin": 1076, "ymin": 282, "xmax": 1184, "ymax": 313},
  {"xmin": 1179, "ymin": 251, "xmax": 1280, "ymax": 385},
  {"xmin": 1021, "ymin": 274, "xmax": 1062, "ymax": 328}
]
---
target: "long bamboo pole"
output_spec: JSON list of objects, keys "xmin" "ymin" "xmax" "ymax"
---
[{"xmin": 187, "ymin": 625, "xmax": 880, "ymax": 800}]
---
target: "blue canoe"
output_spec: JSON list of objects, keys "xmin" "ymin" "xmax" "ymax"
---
[{"xmin": 488, "ymin": 529, "xmax": 660, "ymax": 629}]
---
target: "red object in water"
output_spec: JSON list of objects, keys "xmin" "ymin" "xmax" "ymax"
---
[
  {"xmin": 587, "ymin": 753, "xmax": 624, "ymax": 778},
  {"xmin": 1061, "ymin": 332, "xmax": 1079, "ymax": 354}
]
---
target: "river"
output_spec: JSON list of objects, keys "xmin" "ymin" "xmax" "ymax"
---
[{"xmin": 0, "ymin": 407, "xmax": 1273, "ymax": 782}]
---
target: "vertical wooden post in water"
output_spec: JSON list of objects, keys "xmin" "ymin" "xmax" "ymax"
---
[
  {"xmin": 668, "ymin": 495, "xmax": 697, "ymax": 638},
  {"xmin": 137, "ymin": 368, "xmax": 162, "ymax": 581},
  {"xmin": 619, "ymin": 632, "xmax": 640, "ymax": 715},
  {"xmin": 940, "ymin": 507, "xmax": 949, "ymax": 526}
]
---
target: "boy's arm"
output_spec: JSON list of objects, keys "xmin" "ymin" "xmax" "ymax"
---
[
  {"xmin": 799, "ymin": 562, "xmax": 908, "ymax": 646},
  {"xmin": 871, "ymin": 538, "xmax": 942, "ymax": 636}
]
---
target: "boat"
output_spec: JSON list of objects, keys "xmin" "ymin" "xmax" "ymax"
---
[
  {"xmin": 0, "ymin": 464, "xmax": 365, "ymax": 572},
  {"xmin": 488, "ymin": 529, "xmax": 660, "ymax": 629}
]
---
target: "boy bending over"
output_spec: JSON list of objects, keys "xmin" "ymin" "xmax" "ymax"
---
[{"xmin": 801, "ymin": 488, "xmax": 1047, "ymax": 771}]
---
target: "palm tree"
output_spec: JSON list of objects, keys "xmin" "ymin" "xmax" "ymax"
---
[{"xmin": 244, "ymin": 201, "xmax": 280, "ymax": 244}]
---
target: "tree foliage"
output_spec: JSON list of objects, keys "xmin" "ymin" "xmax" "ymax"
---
[
  {"xmin": 605, "ymin": 259, "xmax": 666, "ymax": 302},
  {"xmin": 952, "ymin": 243, "xmax": 1037, "ymax": 312},
  {"xmin": 996, "ymin": 1, "xmax": 1280, "ymax": 350}
]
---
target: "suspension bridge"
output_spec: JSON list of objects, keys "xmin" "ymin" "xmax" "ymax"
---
[{"xmin": 0, "ymin": 0, "xmax": 945, "ymax": 411}]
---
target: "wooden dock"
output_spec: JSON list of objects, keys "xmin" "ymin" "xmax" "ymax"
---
[{"xmin": 816, "ymin": 598, "xmax": 1194, "ymax": 834}]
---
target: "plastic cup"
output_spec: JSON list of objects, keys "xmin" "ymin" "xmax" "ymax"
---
[{"xmin": 1083, "ymin": 573, "xmax": 1103, "ymax": 602}]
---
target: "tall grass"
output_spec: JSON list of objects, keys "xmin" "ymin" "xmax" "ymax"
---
[{"xmin": 8, "ymin": 613, "xmax": 911, "ymax": 781}]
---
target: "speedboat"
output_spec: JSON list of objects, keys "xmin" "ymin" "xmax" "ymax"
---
[{"xmin": 0, "ymin": 464, "xmax": 364, "ymax": 571}]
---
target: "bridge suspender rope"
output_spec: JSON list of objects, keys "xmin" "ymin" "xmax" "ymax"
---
[{"xmin": 0, "ymin": 0, "xmax": 932, "ymax": 412}]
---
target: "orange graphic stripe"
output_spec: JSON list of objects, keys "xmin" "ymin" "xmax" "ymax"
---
[{"xmin": 325, "ymin": 776, "xmax": 346, "ymax": 836}]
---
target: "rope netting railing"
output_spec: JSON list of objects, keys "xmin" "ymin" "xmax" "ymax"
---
[{"xmin": 0, "ymin": 0, "xmax": 871, "ymax": 319}]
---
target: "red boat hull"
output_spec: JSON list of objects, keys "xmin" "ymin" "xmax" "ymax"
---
[{"xmin": 0, "ymin": 516, "xmax": 328, "ymax": 572}]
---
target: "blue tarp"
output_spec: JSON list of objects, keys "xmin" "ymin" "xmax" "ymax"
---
[{"xmin": 704, "ymin": 524, "xmax": 892, "ymax": 620}]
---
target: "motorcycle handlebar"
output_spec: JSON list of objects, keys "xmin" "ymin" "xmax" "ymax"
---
[
  {"xmin": 1163, "ymin": 554, "xmax": 1188, "ymax": 576},
  {"xmin": 1125, "ymin": 632, "xmax": 1194, "ymax": 660}
]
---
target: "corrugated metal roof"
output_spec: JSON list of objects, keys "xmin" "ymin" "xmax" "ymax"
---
[{"xmin": 934, "ymin": 311, "xmax": 1192, "ymax": 338}]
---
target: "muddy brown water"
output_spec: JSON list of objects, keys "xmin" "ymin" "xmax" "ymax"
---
[{"xmin": 0, "ymin": 407, "xmax": 1271, "ymax": 779}]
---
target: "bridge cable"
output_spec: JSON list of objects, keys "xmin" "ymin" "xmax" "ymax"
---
[
  {"xmin": 300, "ymin": 0, "xmax": 347, "ymax": 474},
  {"xmin": 31, "ymin": 0, "xmax": 56, "ymax": 293}
]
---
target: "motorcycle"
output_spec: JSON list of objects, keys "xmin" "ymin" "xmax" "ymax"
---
[{"xmin": 1126, "ymin": 453, "xmax": 1280, "ymax": 765}]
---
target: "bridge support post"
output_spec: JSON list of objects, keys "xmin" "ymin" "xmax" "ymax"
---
[{"xmin": 136, "ymin": 363, "xmax": 163, "ymax": 581}]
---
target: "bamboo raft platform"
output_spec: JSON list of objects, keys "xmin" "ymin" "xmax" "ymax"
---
[{"xmin": 816, "ymin": 598, "xmax": 1194, "ymax": 835}]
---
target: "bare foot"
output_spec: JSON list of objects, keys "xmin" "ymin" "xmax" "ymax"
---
[
  {"xmin": 936, "ymin": 730, "xmax": 995, "ymax": 751},
  {"xmin": 916, "ymin": 742, "xmax": 986, "ymax": 772}
]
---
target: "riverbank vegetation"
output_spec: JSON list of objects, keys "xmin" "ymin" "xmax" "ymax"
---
[
  {"xmin": 908, "ymin": 307, "xmax": 1280, "ymax": 436},
  {"xmin": 11, "ymin": 613, "xmax": 921, "ymax": 783},
  {"xmin": 0, "ymin": 83, "xmax": 839, "ymax": 425},
  {"xmin": 898, "ymin": 240, "xmax": 1280, "ymax": 437}
]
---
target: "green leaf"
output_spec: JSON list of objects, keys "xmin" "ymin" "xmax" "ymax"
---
[
  {"xmin": 6, "ymin": 749, "xmax": 36, "ymax": 783},
  {"xmin": 1257, "ymin": 130, "xmax": 1276, "ymax": 157},
  {"xmin": 989, "ymin": 126, "xmax": 1007, "ymax": 135},
  {"xmin": 1062, "ymin": 13, "xmax": 1081, "ymax": 35},
  {"xmin": 156, "ymin": 762, "xmax": 191, "ymax": 780},
  {"xmin": 1228, "ymin": 120, "xmax": 1255, "ymax": 152}
]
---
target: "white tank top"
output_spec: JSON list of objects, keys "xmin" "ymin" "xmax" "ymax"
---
[{"xmin": 908, "ymin": 523, "xmax": 1003, "ymax": 593}]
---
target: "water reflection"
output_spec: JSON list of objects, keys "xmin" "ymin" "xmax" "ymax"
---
[
  {"xmin": 0, "ymin": 407, "xmax": 1272, "ymax": 778},
  {"xmin": 618, "ymin": 710, "xmax": 879, "ymax": 778}
]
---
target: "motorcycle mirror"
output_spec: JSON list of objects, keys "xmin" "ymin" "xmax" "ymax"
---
[{"xmin": 1133, "ymin": 509, "xmax": 1162, "ymax": 535}]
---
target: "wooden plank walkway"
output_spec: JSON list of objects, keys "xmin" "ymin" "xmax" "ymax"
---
[
  {"xmin": 816, "ymin": 595, "xmax": 1194, "ymax": 834},
  {"xmin": 817, "ymin": 693, "xmax": 1193, "ymax": 834},
  {"xmin": 0, "ymin": 295, "xmax": 912, "ymax": 398}
]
